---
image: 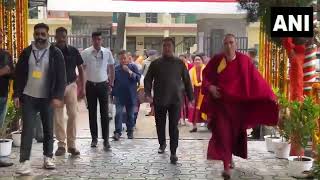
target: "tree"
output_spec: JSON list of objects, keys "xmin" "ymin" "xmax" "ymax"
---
[{"xmin": 114, "ymin": 12, "xmax": 126, "ymax": 55}]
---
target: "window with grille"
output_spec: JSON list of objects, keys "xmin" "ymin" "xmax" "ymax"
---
[
  {"xmin": 128, "ymin": 13, "xmax": 140, "ymax": 17},
  {"xmin": 146, "ymin": 13, "xmax": 158, "ymax": 23}
]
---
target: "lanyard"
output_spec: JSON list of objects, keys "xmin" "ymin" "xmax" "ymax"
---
[
  {"xmin": 94, "ymin": 50, "xmax": 103, "ymax": 60},
  {"xmin": 32, "ymin": 49, "xmax": 47, "ymax": 66}
]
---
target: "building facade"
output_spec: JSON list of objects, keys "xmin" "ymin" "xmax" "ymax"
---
[{"xmin": 112, "ymin": 13, "xmax": 197, "ymax": 55}]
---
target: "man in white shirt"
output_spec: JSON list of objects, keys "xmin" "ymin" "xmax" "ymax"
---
[{"xmin": 81, "ymin": 32, "xmax": 115, "ymax": 150}]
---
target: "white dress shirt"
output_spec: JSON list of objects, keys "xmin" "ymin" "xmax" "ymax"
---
[{"xmin": 81, "ymin": 46, "xmax": 115, "ymax": 83}]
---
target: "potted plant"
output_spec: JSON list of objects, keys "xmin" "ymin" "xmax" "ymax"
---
[
  {"xmin": 264, "ymin": 127, "xmax": 280, "ymax": 152},
  {"xmin": 6, "ymin": 100, "xmax": 22, "ymax": 147},
  {"xmin": 264, "ymin": 88, "xmax": 286, "ymax": 153},
  {"xmin": 273, "ymin": 88, "xmax": 291, "ymax": 159},
  {"xmin": 0, "ymin": 101, "xmax": 15, "ymax": 156},
  {"xmin": 286, "ymin": 96, "xmax": 320, "ymax": 178},
  {"xmin": 0, "ymin": 99, "xmax": 21, "ymax": 156},
  {"xmin": 273, "ymin": 114, "xmax": 291, "ymax": 159}
]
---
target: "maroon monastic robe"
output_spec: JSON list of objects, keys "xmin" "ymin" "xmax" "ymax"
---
[{"xmin": 201, "ymin": 52, "xmax": 279, "ymax": 164}]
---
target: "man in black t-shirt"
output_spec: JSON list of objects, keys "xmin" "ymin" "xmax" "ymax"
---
[
  {"xmin": 0, "ymin": 30, "xmax": 14, "ymax": 167},
  {"xmin": 53, "ymin": 27, "xmax": 85, "ymax": 156}
]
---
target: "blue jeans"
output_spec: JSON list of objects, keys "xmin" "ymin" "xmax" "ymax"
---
[
  {"xmin": 0, "ymin": 97, "xmax": 8, "ymax": 127},
  {"xmin": 114, "ymin": 98, "xmax": 135, "ymax": 136}
]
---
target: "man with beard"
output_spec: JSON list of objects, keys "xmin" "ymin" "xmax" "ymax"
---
[{"xmin": 14, "ymin": 23, "xmax": 66, "ymax": 175}]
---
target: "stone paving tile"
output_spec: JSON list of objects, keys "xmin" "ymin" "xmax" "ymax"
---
[{"xmin": 0, "ymin": 139, "xmax": 317, "ymax": 179}]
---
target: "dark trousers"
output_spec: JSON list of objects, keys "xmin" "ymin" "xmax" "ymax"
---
[
  {"xmin": 20, "ymin": 95, "xmax": 53, "ymax": 162},
  {"xmin": 86, "ymin": 81, "xmax": 110, "ymax": 141},
  {"xmin": 133, "ymin": 112, "xmax": 138, "ymax": 126},
  {"xmin": 154, "ymin": 103, "xmax": 181, "ymax": 155},
  {"xmin": 251, "ymin": 125, "xmax": 262, "ymax": 139},
  {"xmin": 34, "ymin": 113, "xmax": 44, "ymax": 142}
]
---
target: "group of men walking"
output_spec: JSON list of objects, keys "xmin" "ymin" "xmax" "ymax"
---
[{"xmin": 0, "ymin": 22, "xmax": 279, "ymax": 179}]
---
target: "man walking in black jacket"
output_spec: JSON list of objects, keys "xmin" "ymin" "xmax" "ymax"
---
[
  {"xmin": 0, "ymin": 29, "xmax": 14, "ymax": 168},
  {"xmin": 14, "ymin": 23, "xmax": 66, "ymax": 175},
  {"xmin": 144, "ymin": 37, "xmax": 193, "ymax": 164}
]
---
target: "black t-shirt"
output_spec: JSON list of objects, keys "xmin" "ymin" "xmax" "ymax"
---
[
  {"xmin": 0, "ymin": 50, "xmax": 13, "ymax": 97},
  {"xmin": 58, "ymin": 45, "xmax": 83, "ymax": 83}
]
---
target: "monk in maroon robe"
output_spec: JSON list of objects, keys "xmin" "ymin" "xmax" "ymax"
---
[{"xmin": 201, "ymin": 34, "xmax": 279, "ymax": 179}]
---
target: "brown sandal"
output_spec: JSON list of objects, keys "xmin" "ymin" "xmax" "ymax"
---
[
  {"xmin": 230, "ymin": 161, "xmax": 235, "ymax": 169},
  {"xmin": 221, "ymin": 171, "xmax": 231, "ymax": 179}
]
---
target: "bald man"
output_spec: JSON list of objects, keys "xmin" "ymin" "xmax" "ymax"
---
[{"xmin": 201, "ymin": 34, "xmax": 279, "ymax": 179}]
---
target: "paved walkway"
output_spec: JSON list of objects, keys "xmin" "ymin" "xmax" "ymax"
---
[
  {"xmin": 76, "ymin": 102, "xmax": 211, "ymax": 140},
  {"xmin": 0, "ymin": 102, "xmax": 307, "ymax": 179},
  {"xmin": 1, "ymin": 139, "xmax": 298, "ymax": 180}
]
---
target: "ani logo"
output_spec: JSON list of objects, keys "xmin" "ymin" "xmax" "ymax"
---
[{"xmin": 271, "ymin": 7, "xmax": 313, "ymax": 37}]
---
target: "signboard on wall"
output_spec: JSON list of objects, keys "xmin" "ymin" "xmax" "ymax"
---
[{"xmin": 29, "ymin": 0, "xmax": 47, "ymax": 7}]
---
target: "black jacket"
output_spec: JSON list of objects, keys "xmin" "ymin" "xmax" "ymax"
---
[
  {"xmin": 144, "ymin": 56, "xmax": 194, "ymax": 106},
  {"xmin": 13, "ymin": 44, "xmax": 66, "ymax": 100}
]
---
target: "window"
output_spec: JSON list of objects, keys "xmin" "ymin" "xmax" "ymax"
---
[
  {"xmin": 126, "ymin": 37, "xmax": 137, "ymax": 54},
  {"xmin": 185, "ymin": 14, "xmax": 196, "ymax": 24},
  {"xmin": 183, "ymin": 37, "xmax": 196, "ymax": 52},
  {"xmin": 171, "ymin": 13, "xmax": 180, "ymax": 18},
  {"xmin": 146, "ymin": 13, "xmax": 158, "ymax": 23},
  {"xmin": 112, "ymin": 12, "xmax": 118, "ymax": 23},
  {"xmin": 128, "ymin": 13, "xmax": 140, "ymax": 17},
  {"xmin": 28, "ymin": 7, "xmax": 39, "ymax": 19}
]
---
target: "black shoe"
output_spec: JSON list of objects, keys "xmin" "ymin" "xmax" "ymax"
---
[
  {"xmin": 91, "ymin": 139, "xmax": 98, "ymax": 148},
  {"xmin": 113, "ymin": 133, "xmax": 121, "ymax": 141},
  {"xmin": 128, "ymin": 134, "xmax": 134, "ymax": 139},
  {"xmin": 103, "ymin": 141, "xmax": 111, "ymax": 151},
  {"xmin": 158, "ymin": 144, "xmax": 166, "ymax": 154},
  {"xmin": 0, "ymin": 160, "xmax": 13, "ymax": 167},
  {"xmin": 170, "ymin": 154, "xmax": 178, "ymax": 164},
  {"xmin": 55, "ymin": 147, "xmax": 66, "ymax": 156},
  {"xmin": 189, "ymin": 128, "xmax": 197, "ymax": 133},
  {"xmin": 127, "ymin": 131, "xmax": 134, "ymax": 139},
  {"xmin": 68, "ymin": 148, "xmax": 80, "ymax": 156}
]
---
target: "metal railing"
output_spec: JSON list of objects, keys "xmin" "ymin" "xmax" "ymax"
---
[
  {"xmin": 49, "ymin": 34, "xmax": 112, "ymax": 51},
  {"xmin": 204, "ymin": 36, "xmax": 248, "ymax": 57}
]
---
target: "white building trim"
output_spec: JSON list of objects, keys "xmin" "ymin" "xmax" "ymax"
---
[{"xmin": 47, "ymin": 0, "xmax": 245, "ymax": 14}]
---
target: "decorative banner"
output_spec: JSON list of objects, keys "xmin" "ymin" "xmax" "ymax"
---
[
  {"xmin": 259, "ymin": 20, "xmax": 288, "ymax": 96},
  {"xmin": 0, "ymin": 0, "xmax": 28, "ymax": 100},
  {"xmin": 303, "ymin": 0, "xmax": 319, "ymax": 95},
  {"xmin": 0, "ymin": 0, "xmax": 28, "ymax": 61}
]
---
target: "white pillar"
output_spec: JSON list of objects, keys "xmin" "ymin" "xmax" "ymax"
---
[
  {"xmin": 164, "ymin": 30, "xmax": 170, "ymax": 37},
  {"xmin": 123, "ymin": 29, "xmax": 127, "ymax": 50}
]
